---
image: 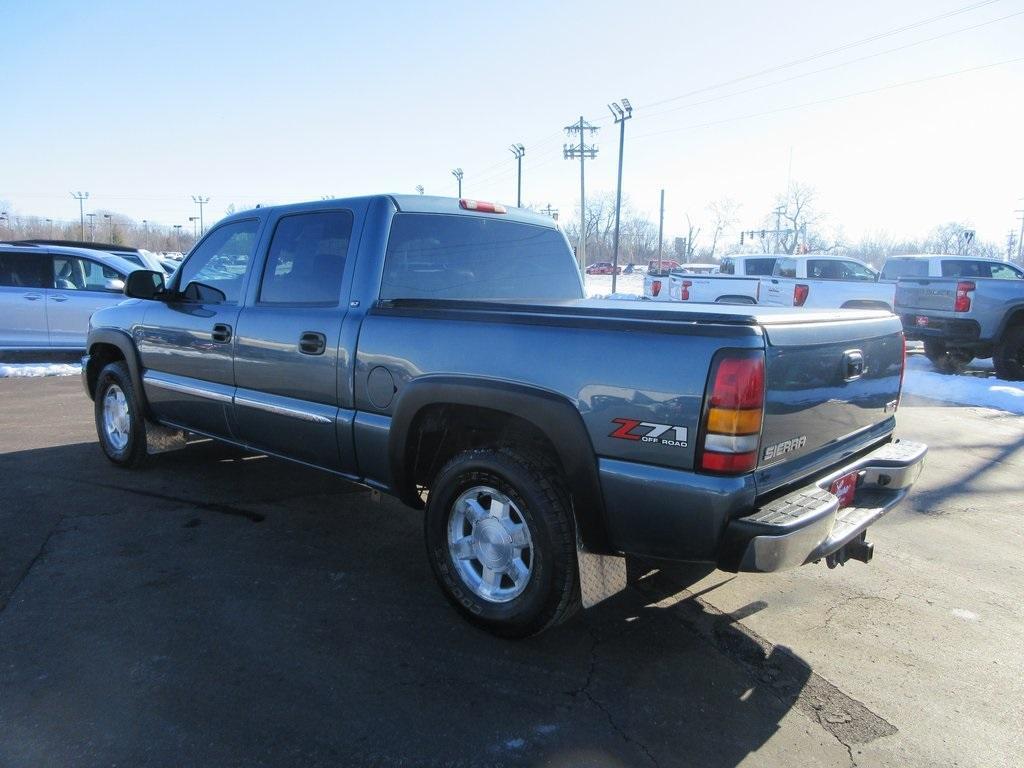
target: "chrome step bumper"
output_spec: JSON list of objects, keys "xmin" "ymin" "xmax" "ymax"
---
[{"xmin": 723, "ymin": 439, "xmax": 927, "ymax": 573}]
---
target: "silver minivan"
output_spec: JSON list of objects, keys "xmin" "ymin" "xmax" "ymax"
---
[{"xmin": 0, "ymin": 244, "xmax": 139, "ymax": 351}]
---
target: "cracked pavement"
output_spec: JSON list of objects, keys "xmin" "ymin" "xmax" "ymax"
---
[{"xmin": 0, "ymin": 377, "xmax": 1020, "ymax": 766}]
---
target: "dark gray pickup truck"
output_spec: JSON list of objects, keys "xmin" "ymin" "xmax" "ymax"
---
[{"xmin": 82, "ymin": 195, "xmax": 926, "ymax": 637}]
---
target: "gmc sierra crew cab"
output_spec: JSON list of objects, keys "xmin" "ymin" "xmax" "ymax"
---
[{"xmin": 82, "ymin": 195, "xmax": 926, "ymax": 637}]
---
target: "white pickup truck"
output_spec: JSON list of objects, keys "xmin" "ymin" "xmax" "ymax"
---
[
  {"xmin": 759, "ymin": 255, "xmax": 896, "ymax": 311},
  {"xmin": 643, "ymin": 254, "xmax": 776, "ymax": 303}
]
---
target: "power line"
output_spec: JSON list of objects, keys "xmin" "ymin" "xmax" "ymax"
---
[
  {"xmin": 637, "ymin": 0, "xmax": 1007, "ymax": 112},
  {"xmin": 631, "ymin": 56, "xmax": 1024, "ymax": 142},
  {"xmin": 637, "ymin": 7, "xmax": 1024, "ymax": 123}
]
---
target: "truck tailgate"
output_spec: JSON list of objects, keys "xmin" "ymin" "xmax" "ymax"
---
[
  {"xmin": 895, "ymin": 279, "xmax": 957, "ymax": 312},
  {"xmin": 756, "ymin": 314, "xmax": 903, "ymax": 494}
]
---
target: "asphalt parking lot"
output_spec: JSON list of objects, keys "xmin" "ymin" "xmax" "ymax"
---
[{"xmin": 1, "ymin": 378, "xmax": 1021, "ymax": 767}]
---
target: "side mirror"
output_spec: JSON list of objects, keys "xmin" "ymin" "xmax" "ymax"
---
[
  {"xmin": 124, "ymin": 269, "xmax": 165, "ymax": 299},
  {"xmin": 182, "ymin": 281, "xmax": 227, "ymax": 304}
]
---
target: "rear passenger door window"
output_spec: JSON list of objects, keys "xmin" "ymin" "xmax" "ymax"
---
[
  {"xmin": 258, "ymin": 211, "xmax": 354, "ymax": 305},
  {"xmin": 0, "ymin": 252, "xmax": 51, "ymax": 288},
  {"xmin": 774, "ymin": 258, "xmax": 797, "ymax": 278},
  {"xmin": 176, "ymin": 219, "xmax": 260, "ymax": 303}
]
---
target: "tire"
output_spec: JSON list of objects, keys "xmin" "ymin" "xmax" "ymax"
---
[
  {"xmin": 94, "ymin": 361, "xmax": 148, "ymax": 468},
  {"xmin": 424, "ymin": 447, "xmax": 580, "ymax": 638},
  {"xmin": 993, "ymin": 326, "xmax": 1024, "ymax": 381},
  {"xmin": 923, "ymin": 340, "xmax": 972, "ymax": 374}
]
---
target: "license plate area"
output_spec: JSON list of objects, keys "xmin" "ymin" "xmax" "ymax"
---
[
  {"xmin": 829, "ymin": 470, "xmax": 862, "ymax": 509},
  {"xmin": 915, "ymin": 315, "xmax": 929, "ymax": 327}
]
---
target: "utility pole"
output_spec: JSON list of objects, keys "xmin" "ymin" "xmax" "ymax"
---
[
  {"xmin": 773, "ymin": 206, "xmax": 785, "ymax": 254},
  {"xmin": 608, "ymin": 99, "xmax": 633, "ymax": 293},
  {"xmin": 1016, "ymin": 205, "xmax": 1024, "ymax": 262},
  {"xmin": 539, "ymin": 204, "xmax": 558, "ymax": 219},
  {"xmin": 415, "ymin": 185, "xmax": 425, "ymax": 195},
  {"xmin": 451, "ymin": 168, "xmax": 463, "ymax": 198},
  {"xmin": 86, "ymin": 213, "xmax": 96, "ymax": 241},
  {"xmin": 173, "ymin": 224, "xmax": 182, "ymax": 250},
  {"xmin": 45, "ymin": 218, "xmax": 53, "ymax": 238},
  {"xmin": 71, "ymin": 191, "xmax": 89, "ymax": 239},
  {"xmin": 657, "ymin": 189, "xmax": 665, "ymax": 274},
  {"xmin": 509, "ymin": 144, "xmax": 525, "ymax": 208},
  {"xmin": 563, "ymin": 116, "xmax": 599, "ymax": 272},
  {"xmin": 103, "ymin": 214, "xmax": 113, "ymax": 241},
  {"xmin": 1007, "ymin": 229, "xmax": 1019, "ymax": 260},
  {"xmin": 192, "ymin": 195, "xmax": 209, "ymax": 236},
  {"xmin": 189, "ymin": 216, "xmax": 199, "ymax": 238}
]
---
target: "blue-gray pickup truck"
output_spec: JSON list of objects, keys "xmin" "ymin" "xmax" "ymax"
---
[{"xmin": 82, "ymin": 195, "xmax": 926, "ymax": 637}]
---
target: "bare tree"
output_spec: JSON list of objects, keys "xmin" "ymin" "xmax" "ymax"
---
[
  {"xmin": 705, "ymin": 198, "xmax": 741, "ymax": 259},
  {"xmin": 772, "ymin": 181, "xmax": 822, "ymax": 254}
]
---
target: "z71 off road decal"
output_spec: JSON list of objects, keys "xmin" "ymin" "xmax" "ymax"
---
[{"xmin": 610, "ymin": 418, "xmax": 688, "ymax": 448}]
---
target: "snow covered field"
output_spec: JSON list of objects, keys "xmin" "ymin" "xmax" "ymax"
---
[{"xmin": 584, "ymin": 272, "xmax": 645, "ymax": 298}]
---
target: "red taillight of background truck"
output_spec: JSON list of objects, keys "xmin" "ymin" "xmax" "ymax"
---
[
  {"xmin": 954, "ymin": 280, "xmax": 975, "ymax": 312},
  {"xmin": 794, "ymin": 283, "xmax": 809, "ymax": 307},
  {"xmin": 650, "ymin": 280, "xmax": 661, "ymax": 297}
]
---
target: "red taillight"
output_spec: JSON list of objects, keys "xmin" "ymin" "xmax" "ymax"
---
[
  {"xmin": 680, "ymin": 279, "xmax": 692, "ymax": 301},
  {"xmin": 794, "ymin": 283, "xmax": 809, "ymax": 306},
  {"xmin": 954, "ymin": 280, "xmax": 974, "ymax": 312},
  {"xmin": 700, "ymin": 352, "xmax": 765, "ymax": 475},
  {"xmin": 651, "ymin": 280, "xmax": 662, "ymax": 297},
  {"xmin": 459, "ymin": 198, "xmax": 507, "ymax": 214},
  {"xmin": 709, "ymin": 356, "xmax": 765, "ymax": 409}
]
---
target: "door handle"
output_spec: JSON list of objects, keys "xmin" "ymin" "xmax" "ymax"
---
[
  {"xmin": 211, "ymin": 323, "xmax": 233, "ymax": 343},
  {"xmin": 298, "ymin": 331, "xmax": 327, "ymax": 356},
  {"xmin": 23, "ymin": 293, "xmax": 43, "ymax": 301},
  {"xmin": 50, "ymin": 295, "xmax": 69, "ymax": 302}
]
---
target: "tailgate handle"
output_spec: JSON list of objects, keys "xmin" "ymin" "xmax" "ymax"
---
[{"xmin": 843, "ymin": 349, "xmax": 865, "ymax": 381}]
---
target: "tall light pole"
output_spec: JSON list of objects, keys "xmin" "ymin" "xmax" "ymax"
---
[
  {"xmin": 509, "ymin": 144, "xmax": 525, "ymax": 208},
  {"xmin": 657, "ymin": 189, "xmax": 665, "ymax": 274},
  {"xmin": 86, "ymin": 213, "xmax": 96, "ymax": 241},
  {"xmin": 189, "ymin": 216, "xmax": 199, "ymax": 239},
  {"xmin": 192, "ymin": 195, "xmax": 209, "ymax": 236},
  {"xmin": 103, "ymin": 214, "xmax": 113, "ymax": 241},
  {"xmin": 564, "ymin": 117, "xmax": 599, "ymax": 272},
  {"xmin": 451, "ymin": 168, "xmax": 463, "ymax": 198},
  {"xmin": 608, "ymin": 99, "xmax": 633, "ymax": 293},
  {"xmin": 71, "ymin": 191, "xmax": 89, "ymax": 239},
  {"xmin": 173, "ymin": 224, "xmax": 183, "ymax": 250},
  {"xmin": 415, "ymin": 185, "xmax": 424, "ymax": 195},
  {"xmin": 1016, "ymin": 203, "xmax": 1024, "ymax": 262},
  {"xmin": 45, "ymin": 218, "xmax": 53, "ymax": 238}
]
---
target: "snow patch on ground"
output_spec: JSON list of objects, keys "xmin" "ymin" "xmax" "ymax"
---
[
  {"xmin": 584, "ymin": 273, "xmax": 645, "ymax": 298},
  {"xmin": 0, "ymin": 362, "xmax": 81, "ymax": 379},
  {"xmin": 903, "ymin": 356, "xmax": 1024, "ymax": 414}
]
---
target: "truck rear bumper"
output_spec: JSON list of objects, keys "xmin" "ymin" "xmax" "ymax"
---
[{"xmin": 720, "ymin": 439, "xmax": 927, "ymax": 572}]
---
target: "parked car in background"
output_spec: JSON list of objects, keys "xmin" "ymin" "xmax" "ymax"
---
[
  {"xmin": 643, "ymin": 254, "xmax": 775, "ymax": 303},
  {"xmin": 647, "ymin": 258, "xmax": 682, "ymax": 274},
  {"xmin": 760, "ymin": 254, "xmax": 896, "ymax": 310},
  {"xmin": 0, "ymin": 243, "xmax": 139, "ymax": 351},
  {"xmin": 585, "ymin": 261, "xmax": 621, "ymax": 275},
  {"xmin": 880, "ymin": 253, "xmax": 1024, "ymax": 281},
  {"xmin": 895, "ymin": 264, "xmax": 1024, "ymax": 377},
  {"xmin": 11, "ymin": 239, "xmax": 171, "ymax": 275},
  {"xmin": 81, "ymin": 194, "xmax": 925, "ymax": 637}
]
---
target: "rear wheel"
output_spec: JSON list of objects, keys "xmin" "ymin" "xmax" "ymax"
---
[
  {"xmin": 95, "ymin": 361, "xmax": 148, "ymax": 467},
  {"xmin": 424, "ymin": 447, "xmax": 579, "ymax": 638},
  {"xmin": 993, "ymin": 326, "xmax": 1024, "ymax": 381},
  {"xmin": 923, "ymin": 340, "xmax": 972, "ymax": 374}
]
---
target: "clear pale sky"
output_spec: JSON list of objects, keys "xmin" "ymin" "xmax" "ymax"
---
[{"xmin": 2, "ymin": 0, "xmax": 1022, "ymax": 245}]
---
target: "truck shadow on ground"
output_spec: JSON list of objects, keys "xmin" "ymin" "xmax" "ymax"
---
[{"xmin": 0, "ymin": 440, "xmax": 852, "ymax": 767}]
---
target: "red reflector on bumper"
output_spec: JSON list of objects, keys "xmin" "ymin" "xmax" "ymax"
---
[{"xmin": 829, "ymin": 471, "xmax": 860, "ymax": 508}]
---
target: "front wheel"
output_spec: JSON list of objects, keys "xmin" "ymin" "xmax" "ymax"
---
[
  {"xmin": 923, "ymin": 340, "xmax": 972, "ymax": 374},
  {"xmin": 94, "ymin": 361, "xmax": 148, "ymax": 467},
  {"xmin": 424, "ymin": 448, "xmax": 580, "ymax": 638}
]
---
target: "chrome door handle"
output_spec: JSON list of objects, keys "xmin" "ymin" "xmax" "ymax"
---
[
  {"xmin": 23, "ymin": 293, "xmax": 43, "ymax": 301},
  {"xmin": 50, "ymin": 295, "xmax": 69, "ymax": 302}
]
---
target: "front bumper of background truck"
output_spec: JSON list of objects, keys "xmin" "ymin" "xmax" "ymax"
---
[{"xmin": 720, "ymin": 439, "xmax": 927, "ymax": 573}]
